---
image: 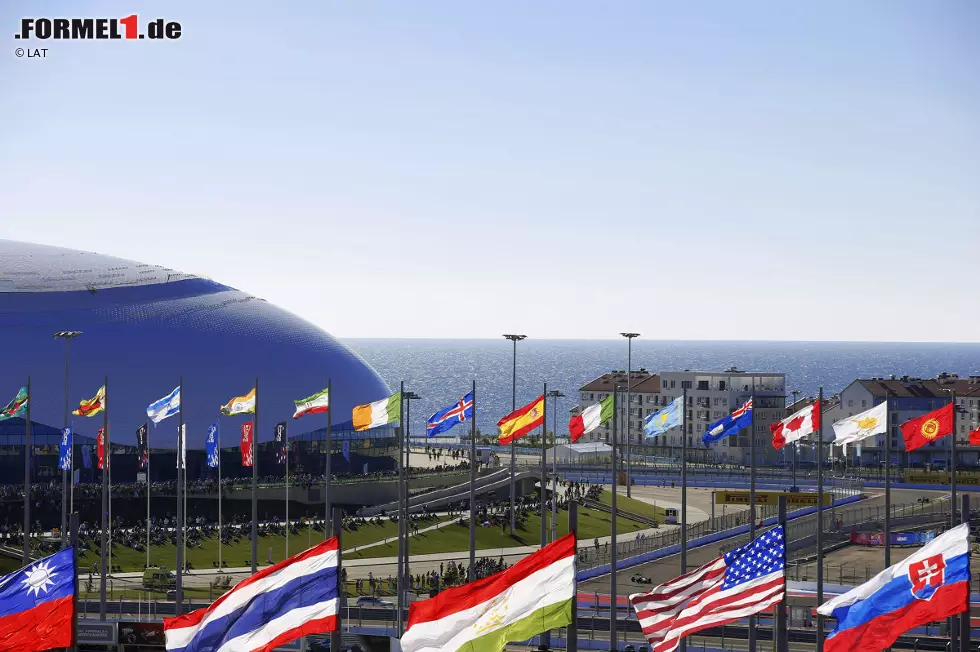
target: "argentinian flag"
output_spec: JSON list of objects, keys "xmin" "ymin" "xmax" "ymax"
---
[
  {"xmin": 643, "ymin": 395, "xmax": 683, "ymax": 438},
  {"xmin": 147, "ymin": 386, "xmax": 181, "ymax": 424}
]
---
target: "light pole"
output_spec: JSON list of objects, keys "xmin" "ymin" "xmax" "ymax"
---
[
  {"xmin": 402, "ymin": 390, "xmax": 421, "ymax": 614},
  {"xmin": 620, "ymin": 333, "xmax": 639, "ymax": 498},
  {"xmin": 546, "ymin": 389, "xmax": 565, "ymax": 542},
  {"xmin": 790, "ymin": 389, "xmax": 800, "ymax": 489},
  {"xmin": 503, "ymin": 334, "xmax": 526, "ymax": 534},
  {"xmin": 54, "ymin": 330, "xmax": 82, "ymax": 548}
]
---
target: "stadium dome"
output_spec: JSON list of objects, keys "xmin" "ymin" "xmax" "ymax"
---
[{"xmin": 0, "ymin": 240, "xmax": 391, "ymax": 446}]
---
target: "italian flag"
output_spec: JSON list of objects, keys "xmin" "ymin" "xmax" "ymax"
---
[
  {"xmin": 352, "ymin": 392, "xmax": 401, "ymax": 431},
  {"xmin": 294, "ymin": 387, "xmax": 329, "ymax": 419},
  {"xmin": 568, "ymin": 394, "xmax": 613, "ymax": 443},
  {"xmin": 401, "ymin": 533, "xmax": 576, "ymax": 652}
]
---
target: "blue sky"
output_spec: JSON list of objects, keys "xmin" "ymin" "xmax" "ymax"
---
[{"xmin": 2, "ymin": 1, "xmax": 977, "ymax": 341}]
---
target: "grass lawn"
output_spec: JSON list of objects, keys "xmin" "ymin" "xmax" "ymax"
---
[
  {"xmin": 343, "ymin": 505, "xmax": 654, "ymax": 559},
  {"xmin": 594, "ymin": 491, "xmax": 665, "ymax": 521}
]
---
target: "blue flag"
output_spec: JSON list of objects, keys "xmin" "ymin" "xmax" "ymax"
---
[
  {"xmin": 426, "ymin": 392, "xmax": 474, "ymax": 438},
  {"xmin": 702, "ymin": 399, "xmax": 753, "ymax": 445},
  {"xmin": 643, "ymin": 396, "xmax": 683, "ymax": 438},
  {"xmin": 81, "ymin": 445, "xmax": 92, "ymax": 470},
  {"xmin": 342, "ymin": 439, "xmax": 350, "ymax": 463},
  {"xmin": 58, "ymin": 425, "xmax": 73, "ymax": 471},
  {"xmin": 206, "ymin": 423, "xmax": 219, "ymax": 468}
]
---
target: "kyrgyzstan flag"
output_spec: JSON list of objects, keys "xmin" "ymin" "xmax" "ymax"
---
[
  {"xmin": 240, "ymin": 421, "xmax": 254, "ymax": 467},
  {"xmin": 771, "ymin": 400, "xmax": 820, "ymax": 450},
  {"xmin": 902, "ymin": 403, "xmax": 954, "ymax": 452}
]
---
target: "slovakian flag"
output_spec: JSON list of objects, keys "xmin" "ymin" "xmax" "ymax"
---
[
  {"xmin": 241, "ymin": 422, "xmax": 254, "ymax": 467},
  {"xmin": 818, "ymin": 523, "xmax": 969, "ymax": 652},
  {"xmin": 401, "ymin": 533, "xmax": 575, "ymax": 652},
  {"xmin": 569, "ymin": 394, "xmax": 613, "ymax": 443},
  {"xmin": 497, "ymin": 395, "xmax": 545, "ymax": 446},
  {"xmin": 770, "ymin": 400, "xmax": 820, "ymax": 450},
  {"xmin": 901, "ymin": 403, "xmax": 954, "ymax": 452},
  {"xmin": 164, "ymin": 537, "xmax": 339, "ymax": 652},
  {"xmin": 0, "ymin": 548, "xmax": 76, "ymax": 651},
  {"xmin": 97, "ymin": 427, "xmax": 106, "ymax": 470}
]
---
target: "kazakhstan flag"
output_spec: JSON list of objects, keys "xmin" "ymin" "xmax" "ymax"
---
[{"xmin": 643, "ymin": 395, "xmax": 683, "ymax": 438}]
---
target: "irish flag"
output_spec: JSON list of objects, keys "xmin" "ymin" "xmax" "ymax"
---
[
  {"xmin": 569, "ymin": 394, "xmax": 613, "ymax": 443},
  {"xmin": 352, "ymin": 392, "xmax": 401, "ymax": 431},
  {"xmin": 294, "ymin": 387, "xmax": 329, "ymax": 419},
  {"xmin": 401, "ymin": 533, "xmax": 576, "ymax": 652}
]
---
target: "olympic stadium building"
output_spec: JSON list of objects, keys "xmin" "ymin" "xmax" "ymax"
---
[{"xmin": 0, "ymin": 240, "xmax": 395, "ymax": 484}]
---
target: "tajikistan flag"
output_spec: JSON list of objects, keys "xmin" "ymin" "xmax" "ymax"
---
[
  {"xmin": 352, "ymin": 392, "xmax": 401, "ymax": 431},
  {"xmin": 401, "ymin": 533, "xmax": 576, "ymax": 652}
]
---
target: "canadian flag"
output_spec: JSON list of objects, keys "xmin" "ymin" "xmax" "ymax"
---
[{"xmin": 770, "ymin": 400, "xmax": 821, "ymax": 450}]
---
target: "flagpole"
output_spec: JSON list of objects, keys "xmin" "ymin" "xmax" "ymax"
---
[
  {"xmin": 325, "ymin": 378, "xmax": 332, "ymax": 538},
  {"xmin": 884, "ymin": 386, "xmax": 891, "ymax": 568},
  {"xmin": 146, "ymin": 424, "xmax": 150, "ymax": 572},
  {"xmin": 960, "ymin": 493, "xmax": 970, "ymax": 652},
  {"xmin": 218, "ymin": 418, "xmax": 223, "ymax": 572},
  {"xmin": 816, "ymin": 386, "xmax": 824, "ymax": 652},
  {"xmin": 183, "ymin": 423, "xmax": 187, "ymax": 580},
  {"xmin": 469, "ymin": 380, "xmax": 477, "ymax": 581},
  {"xmin": 252, "ymin": 376, "xmax": 258, "ymax": 575},
  {"xmin": 285, "ymin": 419, "xmax": 289, "ymax": 558},
  {"xmin": 100, "ymin": 375, "xmax": 108, "ymax": 621},
  {"xmin": 950, "ymin": 389, "xmax": 959, "ymax": 651},
  {"xmin": 541, "ymin": 382, "xmax": 548, "ymax": 548},
  {"xmin": 397, "ymin": 380, "xmax": 405, "ymax": 635},
  {"xmin": 176, "ymin": 377, "xmax": 184, "ymax": 613},
  {"xmin": 23, "ymin": 376, "xmax": 31, "ymax": 566},
  {"xmin": 609, "ymin": 385, "xmax": 618, "ymax": 652},
  {"xmin": 404, "ymin": 391, "xmax": 413, "ymax": 595},
  {"xmin": 748, "ymin": 390, "xmax": 756, "ymax": 652},
  {"xmin": 568, "ymin": 500, "xmax": 579, "ymax": 652},
  {"xmin": 680, "ymin": 387, "xmax": 687, "ymax": 652}
]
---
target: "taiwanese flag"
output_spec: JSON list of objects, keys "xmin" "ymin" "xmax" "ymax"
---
[
  {"xmin": 241, "ymin": 422, "xmax": 254, "ymax": 467},
  {"xmin": 97, "ymin": 428, "xmax": 105, "ymax": 470},
  {"xmin": 902, "ymin": 403, "xmax": 954, "ymax": 452},
  {"xmin": 0, "ymin": 547, "xmax": 75, "ymax": 651}
]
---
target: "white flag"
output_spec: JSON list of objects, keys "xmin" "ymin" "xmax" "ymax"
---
[{"xmin": 832, "ymin": 402, "xmax": 887, "ymax": 447}]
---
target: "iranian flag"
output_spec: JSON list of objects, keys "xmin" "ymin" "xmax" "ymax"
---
[
  {"xmin": 352, "ymin": 392, "xmax": 401, "ymax": 431},
  {"xmin": 294, "ymin": 387, "xmax": 329, "ymax": 419},
  {"xmin": 568, "ymin": 395, "xmax": 613, "ymax": 443},
  {"xmin": 401, "ymin": 533, "xmax": 575, "ymax": 652}
]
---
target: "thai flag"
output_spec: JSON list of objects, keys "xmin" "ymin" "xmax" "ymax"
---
[
  {"xmin": 164, "ymin": 537, "xmax": 340, "ymax": 652},
  {"xmin": 0, "ymin": 547, "xmax": 75, "ymax": 651},
  {"xmin": 818, "ymin": 523, "xmax": 970, "ymax": 652}
]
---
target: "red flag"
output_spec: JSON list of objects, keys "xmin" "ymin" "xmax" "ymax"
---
[
  {"xmin": 970, "ymin": 426, "xmax": 980, "ymax": 447},
  {"xmin": 97, "ymin": 428, "xmax": 105, "ymax": 469},
  {"xmin": 901, "ymin": 403, "xmax": 954, "ymax": 452},
  {"xmin": 770, "ymin": 400, "xmax": 821, "ymax": 450},
  {"xmin": 241, "ymin": 421, "xmax": 254, "ymax": 467}
]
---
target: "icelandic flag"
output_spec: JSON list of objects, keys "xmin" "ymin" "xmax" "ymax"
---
[
  {"xmin": 643, "ymin": 396, "xmax": 683, "ymax": 438},
  {"xmin": 147, "ymin": 386, "xmax": 181, "ymax": 424},
  {"xmin": 426, "ymin": 392, "xmax": 474, "ymax": 438},
  {"xmin": 82, "ymin": 445, "xmax": 92, "ymax": 470},
  {"xmin": 0, "ymin": 547, "xmax": 75, "ymax": 651},
  {"xmin": 702, "ymin": 399, "xmax": 753, "ymax": 445},
  {"xmin": 164, "ymin": 537, "xmax": 339, "ymax": 652},
  {"xmin": 205, "ymin": 424, "xmax": 219, "ymax": 469},
  {"xmin": 818, "ymin": 523, "xmax": 970, "ymax": 652},
  {"xmin": 58, "ymin": 425, "xmax": 72, "ymax": 471}
]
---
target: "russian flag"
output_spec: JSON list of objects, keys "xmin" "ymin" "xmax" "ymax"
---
[
  {"xmin": 818, "ymin": 523, "xmax": 970, "ymax": 652},
  {"xmin": 0, "ymin": 547, "xmax": 75, "ymax": 652},
  {"xmin": 164, "ymin": 537, "xmax": 339, "ymax": 652}
]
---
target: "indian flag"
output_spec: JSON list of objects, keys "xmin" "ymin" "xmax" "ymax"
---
[
  {"xmin": 294, "ymin": 387, "xmax": 329, "ymax": 419},
  {"xmin": 568, "ymin": 394, "xmax": 613, "ymax": 443},
  {"xmin": 352, "ymin": 392, "xmax": 401, "ymax": 431},
  {"xmin": 221, "ymin": 388, "xmax": 256, "ymax": 416},
  {"xmin": 402, "ymin": 532, "xmax": 575, "ymax": 652}
]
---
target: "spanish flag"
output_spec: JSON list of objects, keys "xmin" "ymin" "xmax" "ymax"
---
[
  {"xmin": 498, "ymin": 395, "xmax": 545, "ymax": 445},
  {"xmin": 74, "ymin": 385, "xmax": 106, "ymax": 417}
]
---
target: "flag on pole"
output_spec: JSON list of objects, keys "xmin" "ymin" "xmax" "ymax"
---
[
  {"xmin": 342, "ymin": 440, "xmax": 350, "ymax": 463},
  {"xmin": 147, "ymin": 386, "xmax": 181, "ymax": 424},
  {"xmin": 97, "ymin": 428, "xmax": 106, "ymax": 469},
  {"xmin": 206, "ymin": 424, "xmax": 219, "ymax": 468},
  {"xmin": 363, "ymin": 462, "xmax": 369, "ymax": 475},
  {"xmin": 240, "ymin": 422, "xmax": 254, "ymax": 467},
  {"xmin": 831, "ymin": 403, "xmax": 887, "ymax": 447},
  {"xmin": 970, "ymin": 425, "xmax": 980, "ymax": 446},
  {"xmin": 221, "ymin": 388, "xmax": 256, "ymax": 416},
  {"xmin": 818, "ymin": 523, "xmax": 969, "ymax": 652},
  {"xmin": 0, "ymin": 386, "xmax": 28, "ymax": 421},
  {"xmin": 569, "ymin": 394, "xmax": 614, "ymax": 443},
  {"xmin": 58, "ymin": 426, "xmax": 73, "ymax": 471},
  {"xmin": 293, "ymin": 387, "xmax": 329, "ymax": 419},
  {"xmin": 631, "ymin": 527, "xmax": 785, "ymax": 652},
  {"xmin": 275, "ymin": 422, "xmax": 287, "ymax": 464},
  {"xmin": 73, "ymin": 470, "xmax": 80, "ymax": 485},
  {"xmin": 427, "ymin": 392, "xmax": 474, "ymax": 438},
  {"xmin": 352, "ymin": 392, "xmax": 401, "ymax": 431},
  {"xmin": 177, "ymin": 424, "xmax": 186, "ymax": 470},
  {"xmin": 702, "ymin": 399, "xmax": 753, "ymax": 445},
  {"xmin": 497, "ymin": 395, "xmax": 545, "ymax": 445},
  {"xmin": 163, "ymin": 537, "xmax": 340, "ymax": 652},
  {"xmin": 770, "ymin": 400, "xmax": 820, "ymax": 450},
  {"xmin": 73, "ymin": 385, "xmax": 105, "ymax": 417},
  {"xmin": 401, "ymin": 532, "xmax": 576, "ymax": 652},
  {"xmin": 137, "ymin": 423, "xmax": 149, "ymax": 469},
  {"xmin": 82, "ymin": 445, "xmax": 92, "ymax": 470},
  {"xmin": 0, "ymin": 547, "xmax": 76, "ymax": 652},
  {"xmin": 642, "ymin": 396, "xmax": 683, "ymax": 438},
  {"xmin": 901, "ymin": 403, "xmax": 954, "ymax": 452}
]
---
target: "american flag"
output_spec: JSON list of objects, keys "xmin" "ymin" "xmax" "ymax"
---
[{"xmin": 630, "ymin": 526, "xmax": 785, "ymax": 652}]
